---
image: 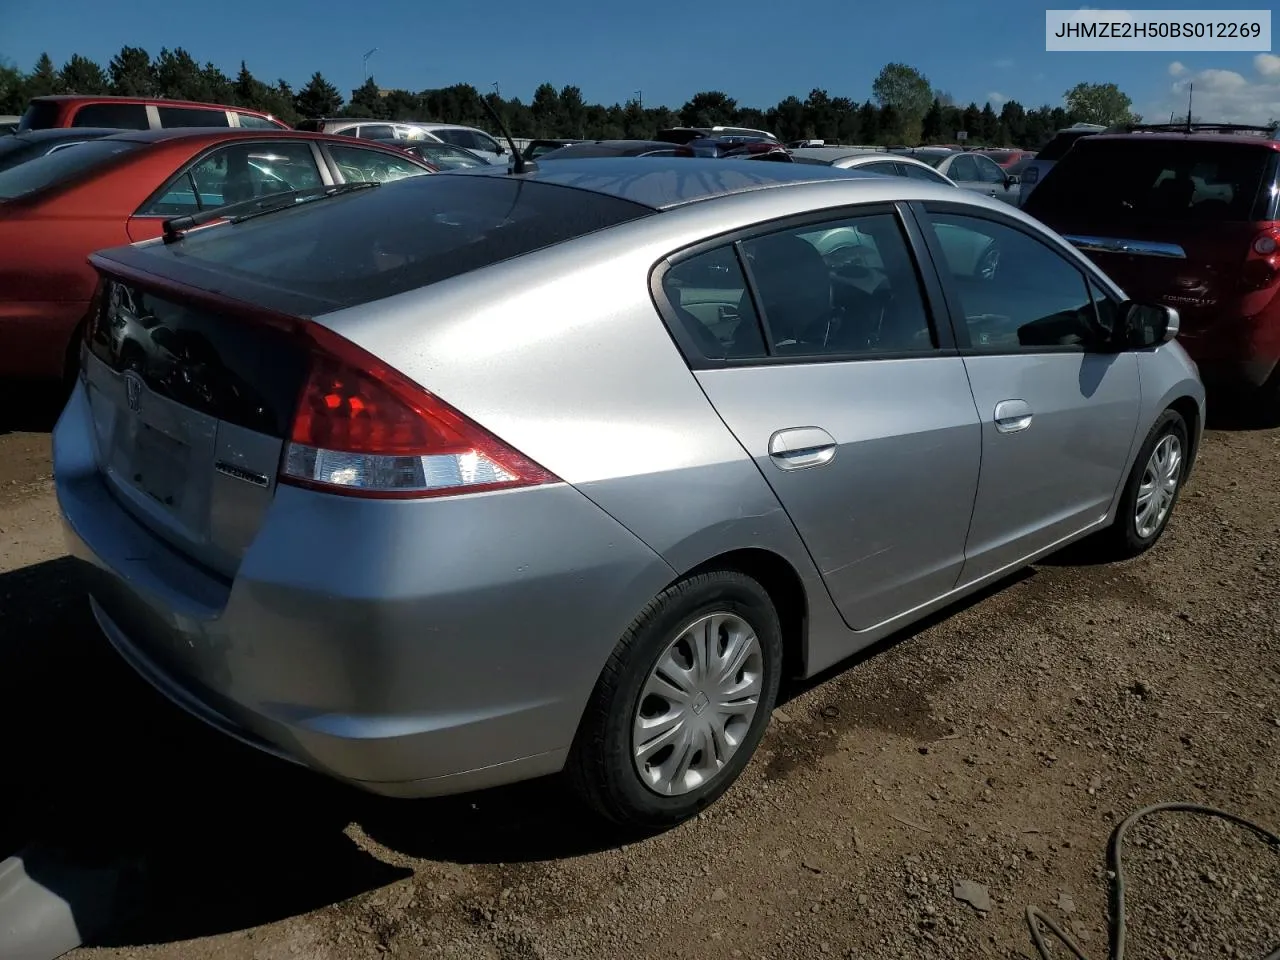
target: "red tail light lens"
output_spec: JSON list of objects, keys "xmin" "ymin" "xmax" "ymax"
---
[{"xmin": 281, "ymin": 326, "xmax": 560, "ymax": 499}]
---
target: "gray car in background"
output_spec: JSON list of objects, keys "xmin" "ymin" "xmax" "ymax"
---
[
  {"xmin": 55, "ymin": 158, "xmax": 1203, "ymax": 828},
  {"xmin": 893, "ymin": 147, "xmax": 1021, "ymax": 204}
]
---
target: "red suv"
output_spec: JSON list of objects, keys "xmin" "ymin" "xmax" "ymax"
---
[
  {"xmin": 18, "ymin": 95, "xmax": 288, "ymax": 132},
  {"xmin": 1025, "ymin": 124, "xmax": 1280, "ymax": 411}
]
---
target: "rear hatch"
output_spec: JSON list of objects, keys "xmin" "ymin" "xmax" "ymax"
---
[
  {"xmin": 80, "ymin": 278, "xmax": 310, "ymax": 579},
  {"xmin": 77, "ymin": 172, "xmax": 657, "ymax": 579},
  {"xmin": 1025, "ymin": 136, "xmax": 1280, "ymax": 335}
]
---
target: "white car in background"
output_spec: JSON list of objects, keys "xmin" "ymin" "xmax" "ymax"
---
[{"xmin": 300, "ymin": 119, "xmax": 509, "ymax": 164}]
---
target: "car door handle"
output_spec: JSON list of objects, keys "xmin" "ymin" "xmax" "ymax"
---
[
  {"xmin": 768, "ymin": 427, "xmax": 836, "ymax": 471},
  {"xmin": 993, "ymin": 399, "xmax": 1033, "ymax": 434}
]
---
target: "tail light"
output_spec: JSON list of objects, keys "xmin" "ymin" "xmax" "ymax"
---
[
  {"xmin": 280, "ymin": 325, "xmax": 560, "ymax": 499},
  {"xmin": 1241, "ymin": 222, "xmax": 1280, "ymax": 293}
]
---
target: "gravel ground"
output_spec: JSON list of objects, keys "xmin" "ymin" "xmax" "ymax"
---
[{"xmin": 0, "ymin": 408, "xmax": 1276, "ymax": 960}]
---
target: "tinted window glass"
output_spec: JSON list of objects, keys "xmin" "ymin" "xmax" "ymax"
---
[
  {"xmin": 471, "ymin": 132, "xmax": 502, "ymax": 154},
  {"xmin": 18, "ymin": 100, "xmax": 61, "ymax": 131},
  {"xmin": 860, "ymin": 160, "xmax": 902, "ymax": 177},
  {"xmin": 0, "ymin": 139, "xmax": 141, "ymax": 198},
  {"xmin": 739, "ymin": 213, "xmax": 935, "ymax": 357},
  {"xmin": 188, "ymin": 141, "xmax": 323, "ymax": 208},
  {"xmin": 355, "ymin": 124, "xmax": 396, "ymax": 140},
  {"xmin": 1037, "ymin": 130, "xmax": 1096, "ymax": 161},
  {"xmin": 327, "ymin": 144, "xmax": 427, "ymax": 183},
  {"xmin": 910, "ymin": 152, "xmax": 947, "ymax": 168},
  {"xmin": 973, "ymin": 155, "xmax": 1006, "ymax": 183},
  {"xmin": 71, "ymin": 103, "xmax": 150, "ymax": 129},
  {"xmin": 928, "ymin": 213, "xmax": 1101, "ymax": 351},
  {"xmin": 413, "ymin": 144, "xmax": 486, "ymax": 169},
  {"xmin": 142, "ymin": 171, "xmax": 200, "ymax": 216},
  {"xmin": 434, "ymin": 128, "xmax": 475, "ymax": 149},
  {"xmin": 1028, "ymin": 140, "xmax": 1275, "ymax": 223},
  {"xmin": 235, "ymin": 113, "xmax": 280, "ymax": 129},
  {"xmin": 157, "ymin": 106, "xmax": 230, "ymax": 128},
  {"xmin": 662, "ymin": 246, "xmax": 767, "ymax": 360},
  {"xmin": 902, "ymin": 162, "xmax": 950, "ymax": 184},
  {"xmin": 949, "ymin": 154, "xmax": 979, "ymax": 181},
  {"xmin": 144, "ymin": 176, "xmax": 655, "ymax": 310}
]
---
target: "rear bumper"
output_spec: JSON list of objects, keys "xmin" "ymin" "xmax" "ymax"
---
[{"xmin": 53, "ymin": 381, "xmax": 676, "ymax": 797}]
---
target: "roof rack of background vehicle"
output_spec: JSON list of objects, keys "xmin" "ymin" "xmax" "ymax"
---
[{"xmin": 1106, "ymin": 121, "xmax": 1280, "ymax": 139}]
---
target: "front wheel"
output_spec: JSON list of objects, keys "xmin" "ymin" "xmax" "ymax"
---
[
  {"xmin": 1100, "ymin": 409, "xmax": 1188, "ymax": 558},
  {"xmin": 566, "ymin": 570, "xmax": 783, "ymax": 829}
]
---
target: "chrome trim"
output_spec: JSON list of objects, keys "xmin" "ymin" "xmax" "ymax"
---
[
  {"xmin": 1062, "ymin": 234, "xmax": 1186, "ymax": 260},
  {"xmin": 214, "ymin": 461, "xmax": 271, "ymax": 488}
]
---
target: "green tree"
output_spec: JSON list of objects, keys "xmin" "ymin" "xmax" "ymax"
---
[
  {"xmin": 679, "ymin": 90, "xmax": 736, "ymax": 128},
  {"xmin": 1063, "ymin": 81, "xmax": 1138, "ymax": 126},
  {"xmin": 529, "ymin": 82, "xmax": 561, "ymax": 137},
  {"xmin": 856, "ymin": 100, "xmax": 879, "ymax": 143},
  {"xmin": 871, "ymin": 62, "xmax": 932, "ymax": 142},
  {"xmin": 559, "ymin": 84, "xmax": 586, "ymax": 137},
  {"xmin": 979, "ymin": 102, "xmax": 999, "ymax": 143},
  {"xmin": 0, "ymin": 59, "xmax": 25, "ymax": 113},
  {"xmin": 962, "ymin": 102, "xmax": 982, "ymax": 141},
  {"xmin": 999, "ymin": 100, "xmax": 1027, "ymax": 145},
  {"xmin": 108, "ymin": 46, "xmax": 154, "ymax": 96},
  {"xmin": 921, "ymin": 98, "xmax": 944, "ymax": 142},
  {"xmin": 153, "ymin": 47, "xmax": 205, "ymax": 100},
  {"xmin": 294, "ymin": 71, "xmax": 342, "ymax": 119},
  {"xmin": 59, "ymin": 54, "xmax": 108, "ymax": 95},
  {"xmin": 201, "ymin": 61, "xmax": 232, "ymax": 103},
  {"xmin": 347, "ymin": 76, "xmax": 388, "ymax": 118},
  {"xmin": 233, "ymin": 61, "xmax": 268, "ymax": 109},
  {"xmin": 26, "ymin": 53, "xmax": 61, "ymax": 97}
]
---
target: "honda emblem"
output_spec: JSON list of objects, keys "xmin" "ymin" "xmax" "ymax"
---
[{"xmin": 124, "ymin": 372, "xmax": 143, "ymax": 413}]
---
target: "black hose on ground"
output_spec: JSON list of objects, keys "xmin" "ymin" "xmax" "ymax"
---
[{"xmin": 1025, "ymin": 802, "xmax": 1280, "ymax": 960}]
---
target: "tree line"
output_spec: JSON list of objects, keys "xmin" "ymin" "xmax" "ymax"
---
[{"xmin": 0, "ymin": 48, "xmax": 1144, "ymax": 149}]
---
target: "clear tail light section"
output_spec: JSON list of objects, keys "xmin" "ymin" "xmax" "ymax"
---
[{"xmin": 281, "ymin": 325, "xmax": 560, "ymax": 499}]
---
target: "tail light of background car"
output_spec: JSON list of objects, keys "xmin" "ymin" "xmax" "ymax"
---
[
  {"xmin": 1241, "ymin": 223, "xmax": 1280, "ymax": 293},
  {"xmin": 281, "ymin": 325, "xmax": 560, "ymax": 499}
]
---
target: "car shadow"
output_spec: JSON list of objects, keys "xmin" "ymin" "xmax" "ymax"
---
[
  {"xmin": 0, "ymin": 557, "xmax": 646, "ymax": 950},
  {"xmin": 0, "ymin": 382, "xmax": 66, "ymax": 436}
]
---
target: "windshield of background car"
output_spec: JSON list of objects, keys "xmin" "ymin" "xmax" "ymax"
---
[
  {"xmin": 17, "ymin": 100, "xmax": 60, "ymax": 131},
  {"xmin": 0, "ymin": 139, "xmax": 141, "ymax": 199},
  {"xmin": 1028, "ymin": 139, "xmax": 1278, "ymax": 223},
  {"xmin": 146, "ymin": 174, "xmax": 656, "ymax": 310}
]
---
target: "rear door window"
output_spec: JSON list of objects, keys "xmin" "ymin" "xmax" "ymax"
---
[
  {"xmin": 157, "ymin": 105, "xmax": 230, "ymax": 128},
  {"xmin": 18, "ymin": 100, "xmax": 61, "ymax": 131},
  {"xmin": 1028, "ymin": 140, "xmax": 1277, "ymax": 222},
  {"xmin": 326, "ymin": 144, "xmax": 427, "ymax": 183},
  {"xmin": 71, "ymin": 103, "xmax": 150, "ymax": 129},
  {"xmin": 164, "ymin": 141, "xmax": 324, "ymax": 212},
  {"xmin": 948, "ymin": 154, "xmax": 979, "ymax": 182},
  {"xmin": 902, "ymin": 162, "xmax": 951, "ymax": 184},
  {"xmin": 0, "ymin": 139, "xmax": 141, "ymax": 199},
  {"xmin": 355, "ymin": 124, "xmax": 396, "ymax": 140}
]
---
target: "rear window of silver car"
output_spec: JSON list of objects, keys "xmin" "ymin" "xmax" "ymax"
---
[
  {"xmin": 0, "ymin": 139, "xmax": 141, "ymax": 199},
  {"xmin": 148, "ymin": 174, "xmax": 656, "ymax": 309}
]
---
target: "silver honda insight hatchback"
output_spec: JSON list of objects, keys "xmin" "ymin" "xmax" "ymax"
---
[{"xmin": 55, "ymin": 158, "xmax": 1204, "ymax": 827}]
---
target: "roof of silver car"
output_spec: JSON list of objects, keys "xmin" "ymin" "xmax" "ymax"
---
[{"xmin": 454, "ymin": 157, "xmax": 876, "ymax": 210}]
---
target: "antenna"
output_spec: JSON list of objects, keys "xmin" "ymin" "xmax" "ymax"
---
[
  {"xmin": 481, "ymin": 95, "xmax": 537, "ymax": 175},
  {"xmin": 1185, "ymin": 82, "xmax": 1193, "ymax": 134},
  {"xmin": 362, "ymin": 47, "xmax": 378, "ymax": 83}
]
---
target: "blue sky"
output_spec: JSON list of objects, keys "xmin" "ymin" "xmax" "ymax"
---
[{"xmin": 3, "ymin": 0, "xmax": 1278, "ymax": 120}]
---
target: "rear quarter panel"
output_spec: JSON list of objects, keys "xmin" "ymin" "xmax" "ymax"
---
[{"xmin": 318, "ymin": 184, "xmax": 889, "ymax": 676}]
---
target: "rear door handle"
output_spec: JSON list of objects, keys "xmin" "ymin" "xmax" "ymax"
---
[
  {"xmin": 993, "ymin": 399, "xmax": 1033, "ymax": 434},
  {"xmin": 768, "ymin": 427, "xmax": 836, "ymax": 471}
]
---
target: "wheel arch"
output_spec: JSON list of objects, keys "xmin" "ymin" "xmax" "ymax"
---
[
  {"xmin": 1166, "ymin": 394, "xmax": 1201, "ymax": 475},
  {"xmin": 680, "ymin": 547, "xmax": 809, "ymax": 682}
]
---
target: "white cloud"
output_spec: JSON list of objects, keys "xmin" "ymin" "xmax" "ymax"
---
[
  {"xmin": 988, "ymin": 92, "xmax": 1009, "ymax": 106},
  {"xmin": 1168, "ymin": 61, "xmax": 1187, "ymax": 77},
  {"xmin": 1147, "ymin": 58, "xmax": 1280, "ymax": 124},
  {"xmin": 993, "ymin": 58, "xmax": 1014, "ymax": 69}
]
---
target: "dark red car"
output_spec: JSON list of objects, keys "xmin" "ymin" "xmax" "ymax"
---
[
  {"xmin": 978, "ymin": 148, "xmax": 1035, "ymax": 168},
  {"xmin": 0, "ymin": 128, "xmax": 434, "ymax": 384},
  {"xmin": 1025, "ymin": 124, "xmax": 1280, "ymax": 411},
  {"xmin": 18, "ymin": 94, "xmax": 288, "ymax": 132}
]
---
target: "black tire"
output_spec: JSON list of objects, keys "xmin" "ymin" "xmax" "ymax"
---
[
  {"xmin": 566, "ymin": 569, "xmax": 783, "ymax": 829},
  {"xmin": 1098, "ymin": 408, "xmax": 1189, "ymax": 559}
]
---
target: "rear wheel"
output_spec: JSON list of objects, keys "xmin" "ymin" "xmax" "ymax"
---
[
  {"xmin": 1098, "ymin": 409, "xmax": 1188, "ymax": 558},
  {"xmin": 566, "ymin": 570, "xmax": 783, "ymax": 829}
]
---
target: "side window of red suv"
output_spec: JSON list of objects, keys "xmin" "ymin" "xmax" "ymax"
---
[{"xmin": 72, "ymin": 103, "xmax": 150, "ymax": 129}]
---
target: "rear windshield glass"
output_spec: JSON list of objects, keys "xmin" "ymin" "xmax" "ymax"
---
[
  {"xmin": 17, "ymin": 100, "xmax": 60, "ymax": 131},
  {"xmin": 0, "ymin": 139, "xmax": 141, "ymax": 199},
  {"xmin": 150, "ymin": 174, "xmax": 655, "ymax": 310},
  {"xmin": 1028, "ymin": 139, "xmax": 1278, "ymax": 223},
  {"xmin": 1036, "ymin": 131, "xmax": 1096, "ymax": 161}
]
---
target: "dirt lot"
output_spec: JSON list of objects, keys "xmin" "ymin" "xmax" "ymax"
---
[{"xmin": 1, "ymin": 404, "xmax": 1277, "ymax": 960}]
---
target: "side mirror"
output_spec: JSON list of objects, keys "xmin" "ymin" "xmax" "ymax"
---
[
  {"xmin": 494, "ymin": 144, "xmax": 506, "ymax": 154},
  {"xmin": 1005, "ymin": 175, "xmax": 1020, "ymax": 187},
  {"xmin": 1117, "ymin": 301, "xmax": 1179, "ymax": 349}
]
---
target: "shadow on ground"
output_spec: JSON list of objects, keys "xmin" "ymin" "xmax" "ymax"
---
[
  {"xmin": 0, "ymin": 382, "xmax": 66, "ymax": 436},
  {"xmin": 0, "ymin": 557, "xmax": 631, "ymax": 950}
]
